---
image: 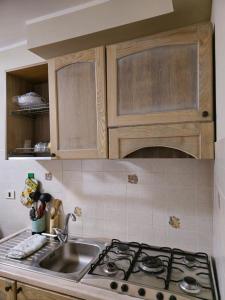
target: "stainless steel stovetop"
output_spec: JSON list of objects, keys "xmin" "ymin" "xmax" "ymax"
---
[{"xmin": 81, "ymin": 240, "xmax": 219, "ymax": 300}]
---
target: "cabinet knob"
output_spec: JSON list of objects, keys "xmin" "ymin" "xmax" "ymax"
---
[
  {"xmin": 17, "ymin": 287, "xmax": 22, "ymax": 294},
  {"xmin": 51, "ymin": 153, "xmax": 56, "ymax": 157},
  {"xmin": 5, "ymin": 286, "xmax": 12, "ymax": 292},
  {"xmin": 202, "ymin": 111, "xmax": 209, "ymax": 117}
]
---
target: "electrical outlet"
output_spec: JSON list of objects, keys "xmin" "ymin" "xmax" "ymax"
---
[{"xmin": 5, "ymin": 190, "xmax": 15, "ymax": 199}]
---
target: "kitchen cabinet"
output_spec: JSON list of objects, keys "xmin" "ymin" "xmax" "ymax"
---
[
  {"xmin": 0, "ymin": 278, "xmax": 84, "ymax": 300},
  {"xmin": 48, "ymin": 46, "xmax": 107, "ymax": 159},
  {"xmin": 6, "ymin": 63, "xmax": 50, "ymax": 159},
  {"xmin": 109, "ymin": 122, "xmax": 214, "ymax": 159},
  {"xmin": 107, "ymin": 23, "xmax": 213, "ymax": 127},
  {"xmin": 0, "ymin": 277, "xmax": 16, "ymax": 300},
  {"xmin": 16, "ymin": 283, "xmax": 81, "ymax": 300},
  {"xmin": 107, "ymin": 22, "xmax": 214, "ymax": 159},
  {"xmin": 6, "ymin": 23, "xmax": 214, "ymax": 160}
]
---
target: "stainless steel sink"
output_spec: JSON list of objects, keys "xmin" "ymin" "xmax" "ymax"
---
[
  {"xmin": 39, "ymin": 241, "xmax": 101, "ymax": 277},
  {"xmin": 0, "ymin": 230, "xmax": 106, "ymax": 282}
]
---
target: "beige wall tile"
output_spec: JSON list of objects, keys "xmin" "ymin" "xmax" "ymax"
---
[{"xmin": 0, "ymin": 158, "xmax": 213, "ymax": 255}]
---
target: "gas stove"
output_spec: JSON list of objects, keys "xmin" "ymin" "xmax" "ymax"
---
[{"xmin": 81, "ymin": 240, "xmax": 219, "ymax": 300}]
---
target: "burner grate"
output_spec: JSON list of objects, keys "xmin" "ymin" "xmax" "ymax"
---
[
  {"xmin": 169, "ymin": 248, "xmax": 216, "ymax": 300},
  {"xmin": 89, "ymin": 240, "xmax": 140, "ymax": 280},
  {"xmin": 88, "ymin": 240, "xmax": 217, "ymax": 300}
]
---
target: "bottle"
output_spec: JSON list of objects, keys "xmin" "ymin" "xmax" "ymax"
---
[{"xmin": 20, "ymin": 173, "xmax": 39, "ymax": 208}]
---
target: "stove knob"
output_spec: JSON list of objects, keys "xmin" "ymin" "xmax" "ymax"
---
[
  {"xmin": 110, "ymin": 282, "xmax": 118, "ymax": 290},
  {"xmin": 121, "ymin": 284, "xmax": 129, "ymax": 292},
  {"xmin": 169, "ymin": 296, "xmax": 177, "ymax": 300},
  {"xmin": 156, "ymin": 292, "xmax": 164, "ymax": 300},
  {"xmin": 138, "ymin": 288, "xmax": 146, "ymax": 297}
]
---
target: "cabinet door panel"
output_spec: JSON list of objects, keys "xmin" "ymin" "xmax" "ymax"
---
[
  {"xmin": 117, "ymin": 44, "xmax": 198, "ymax": 115},
  {"xmin": 107, "ymin": 23, "xmax": 213, "ymax": 127},
  {"xmin": 49, "ymin": 47, "xmax": 107, "ymax": 159},
  {"xmin": 109, "ymin": 123, "xmax": 214, "ymax": 159},
  {"xmin": 17, "ymin": 283, "xmax": 80, "ymax": 300},
  {"xmin": 57, "ymin": 62, "xmax": 97, "ymax": 150},
  {"xmin": 0, "ymin": 277, "xmax": 16, "ymax": 300}
]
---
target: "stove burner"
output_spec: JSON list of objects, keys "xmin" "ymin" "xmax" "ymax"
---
[
  {"xmin": 139, "ymin": 256, "xmax": 164, "ymax": 274},
  {"xmin": 183, "ymin": 255, "xmax": 196, "ymax": 266},
  {"xmin": 117, "ymin": 243, "xmax": 129, "ymax": 253},
  {"xmin": 103, "ymin": 262, "xmax": 118, "ymax": 276},
  {"xmin": 179, "ymin": 276, "xmax": 201, "ymax": 294}
]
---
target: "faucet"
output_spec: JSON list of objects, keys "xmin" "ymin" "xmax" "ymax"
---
[{"xmin": 53, "ymin": 213, "xmax": 76, "ymax": 243}]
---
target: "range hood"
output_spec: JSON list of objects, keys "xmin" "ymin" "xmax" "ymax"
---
[{"xmin": 26, "ymin": 0, "xmax": 211, "ymax": 59}]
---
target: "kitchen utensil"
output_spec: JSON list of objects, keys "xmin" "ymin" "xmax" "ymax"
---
[
  {"xmin": 49, "ymin": 199, "xmax": 62, "ymax": 234},
  {"xmin": 50, "ymin": 199, "xmax": 61, "ymax": 219},
  {"xmin": 37, "ymin": 201, "xmax": 46, "ymax": 219},
  {"xmin": 39, "ymin": 193, "xmax": 52, "ymax": 203},
  {"xmin": 30, "ymin": 191, "xmax": 41, "ymax": 202},
  {"xmin": 29, "ymin": 207, "xmax": 36, "ymax": 221}
]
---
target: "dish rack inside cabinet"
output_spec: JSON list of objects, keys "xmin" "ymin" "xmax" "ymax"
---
[{"xmin": 11, "ymin": 103, "xmax": 49, "ymax": 117}]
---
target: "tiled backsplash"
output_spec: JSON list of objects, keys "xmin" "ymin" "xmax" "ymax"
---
[{"xmin": 0, "ymin": 156, "xmax": 213, "ymax": 253}]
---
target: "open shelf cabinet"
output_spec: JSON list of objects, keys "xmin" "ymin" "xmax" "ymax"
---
[{"xmin": 6, "ymin": 63, "xmax": 51, "ymax": 159}]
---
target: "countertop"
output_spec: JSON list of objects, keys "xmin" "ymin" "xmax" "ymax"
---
[{"xmin": 0, "ymin": 229, "xmax": 139, "ymax": 300}]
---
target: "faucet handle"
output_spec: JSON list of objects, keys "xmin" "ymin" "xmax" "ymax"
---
[
  {"xmin": 52, "ymin": 228, "xmax": 62, "ymax": 235},
  {"xmin": 41, "ymin": 232, "xmax": 58, "ymax": 239},
  {"xmin": 52, "ymin": 228, "xmax": 66, "ymax": 243}
]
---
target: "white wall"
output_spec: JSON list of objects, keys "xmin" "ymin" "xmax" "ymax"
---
[
  {"xmin": 212, "ymin": 0, "xmax": 225, "ymax": 140},
  {"xmin": 213, "ymin": 141, "xmax": 225, "ymax": 299},
  {"xmin": 212, "ymin": 0, "xmax": 225, "ymax": 298},
  {"xmin": 0, "ymin": 45, "xmax": 213, "ymax": 254}
]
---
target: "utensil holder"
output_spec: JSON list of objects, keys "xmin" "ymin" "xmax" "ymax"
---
[{"xmin": 32, "ymin": 214, "xmax": 46, "ymax": 234}]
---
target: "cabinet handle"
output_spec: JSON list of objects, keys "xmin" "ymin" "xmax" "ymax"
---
[
  {"xmin": 202, "ymin": 111, "xmax": 209, "ymax": 117},
  {"xmin": 5, "ymin": 286, "xmax": 12, "ymax": 292},
  {"xmin": 16, "ymin": 287, "xmax": 22, "ymax": 294},
  {"xmin": 51, "ymin": 153, "xmax": 56, "ymax": 157}
]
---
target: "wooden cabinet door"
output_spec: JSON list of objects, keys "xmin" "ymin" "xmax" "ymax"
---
[
  {"xmin": 0, "ymin": 277, "xmax": 16, "ymax": 300},
  {"xmin": 49, "ymin": 47, "xmax": 107, "ymax": 159},
  {"xmin": 107, "ymin": 23, "xmax": 213, "ymax": 127},
  {"xmin": 16, "ymin": 283, "xmax": 81, "ymax": 300},
  {"xmin": 109, "ymin": 122, "xmax": 214, "ymax": 159}
]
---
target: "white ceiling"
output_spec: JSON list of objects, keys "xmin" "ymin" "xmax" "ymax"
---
[{"xmin": 0, "ymin": 0, "xmax": 91, "ymax": 50}]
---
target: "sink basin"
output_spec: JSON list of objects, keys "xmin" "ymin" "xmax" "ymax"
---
[
  {"xmin": 40, "ymin": 241, "xmax": 100, "ymax": 273},
  {"xmin": 0, "ymin": 230, "xmax": 106, "ymax": 282},
  {"xmin": 38, "ymin": 239, "xmax": 104, "ymax": 280}
]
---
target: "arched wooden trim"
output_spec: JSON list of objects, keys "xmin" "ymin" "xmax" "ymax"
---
[
  {"xmin": 120, "ymin": 141, "xmax": 198, "ymax": 159},
  {"xmin": 109, "ymin": 123, "xmax": 214, "ymax": 159},
  {"xmin": 125, "ymin": 146, "xmax": 195, "ymax": 159}
]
